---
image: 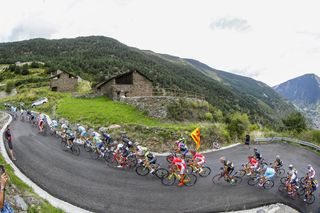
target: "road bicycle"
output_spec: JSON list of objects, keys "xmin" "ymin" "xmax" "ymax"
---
[
  {"xmin": 60, "ymin": 135, "xmax": 80, "ymax": 156},
  {"xmin": 166, "ymin": 150, "xmax": 191, "ymax": 163},
  {"xmin": 247, "ymin": 174, "xmax": 274, "ymax": 189},
  {"xmin": 185, "ymin": 159, "xmax": 211, "ymax": 177},
  {"xmin": 278, "ymin": 180, "xmax": 305, "ymax": 199},
  {"xmin": 135, "ymin": 159, "xmax": 168, "ymax": 179},
  {"xmin": 212, "ymin": 168, "xmax": 242, "ymax": 185},
  {"xmin": 161, "ymin": 168, "xmax": 197, "ymax": 186},
  {"xmin": 106, "ymin": 151, "xmax": 137, "ymax": 169},
  {"xmin": 237, "ymin": 163, "xmax": 258, "ymax": 178},
  {"xmin": 300, "ymin": 179, "xmax": 316, "ymax": 204}
]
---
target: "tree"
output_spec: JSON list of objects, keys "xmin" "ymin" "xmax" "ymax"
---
[
  {"xmin": 226, "ymin": 113, "xmax": 250, "ymax": 139},
  {"xmin": 282, "ymin": 112, "xmax": 307, "ymax": 133},
  {"xmin": 21, "ymin": 64, "xmax": 29, "ymax": 75},
  {"xmin": 5, "ymin": 81, "xmax": 15, "ymax": 93}
]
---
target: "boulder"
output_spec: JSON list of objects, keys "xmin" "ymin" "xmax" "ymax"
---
[{"xmin": 14, "ymin": 195, "xmax": 28, "ymax": 211}]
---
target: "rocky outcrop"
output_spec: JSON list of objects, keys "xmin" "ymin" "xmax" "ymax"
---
[{"xmin": 121, "ymin": 96, "xmax": 210, "ymax": 119}]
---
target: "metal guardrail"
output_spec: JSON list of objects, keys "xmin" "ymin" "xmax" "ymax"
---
[{"xmin": 255, "ymin": 137, "xmax": 320, "ymax": 151}]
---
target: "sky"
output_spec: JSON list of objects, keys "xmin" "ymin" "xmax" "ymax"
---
[{"xmin": 1, "ymin": 0, "xmax": 320, "ymax": 86}]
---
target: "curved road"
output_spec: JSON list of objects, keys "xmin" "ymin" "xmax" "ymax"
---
[{"xmin": 8, "ymin": 120, "xmax": 320, "ymax": 212}]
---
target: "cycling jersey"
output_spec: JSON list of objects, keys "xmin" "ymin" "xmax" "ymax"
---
[
  {"xmin": 307, "ymin": 167, "xmax": 316, "ymax": 179},
  {"xmin": 275, "ymin": 159, "xmax": 283, "ymax": 167},
  {"xmin": 193, "ymin": 153, "xmax": 205, "ymax": 166},
  {"xmin": 136, "ymin": 146, "xmax": 148, "ymax": 157},
  {"xmin": 177, "ymin": 142, "xmax": 188, "ymax": 156},
  {"xmin": 249, "ymin": 158, "xmax": 258, "ymax": 167},
  {"xmin": 289, "ymin": 168, "xmax": 298, "ymax": 183},
  {"xmin": 93, "ymin": 136, "xmax": 103, "ymax": 149},
  {"xmin": 146, "ymin": 153, "xmax": 157, "ymax": 164},
  {"xmin": 264, "ymin": 167, "xmax": 275, "ymax": 179},
  {"xmin": 254, "ymin": 151, "xmax": 262, "ymax": 160},
  {"xmin": 172, "ymin": 157, "xmax": 186, "ymax": 175}
]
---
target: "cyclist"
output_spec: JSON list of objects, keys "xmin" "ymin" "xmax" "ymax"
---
[
  {"xmin": 253, "ymin": 147, "xmax": 262, "ymax": 161},
  {"xmin": 306, "ymin": 164, "xmax": 316, "ymax": 180},
  {"xmin": 172, "ymin": 156, "xmax": 187, "ymax": 186},
  {"xmin": 258, "ymin": 165, "xmax": 275, "ymax": 187},
  {"xmin": 65, "ymin": 128, "xmax": 75, "ymax": 148},
  {"xmin": 273, "ymin": 155, "xmax": 283, "ymax": 168},
  {"xmin": 190, "ymin": 150, "xmax": 205, "ymax": 171},
  {"xmin": 247, "ymin": 155, "xmax": 258, "ymax": 176},
  {"xmin": 92, "ymin": 132, "xmax": 104, "ymax": 156},
  {"xmin": 219, "ymin": 157, "xmax": 234, "ymax": 181},
  {"xmin": 175, "ymin": 137, "xmax": 188, "ymax": 158},
  {"xmin": 38, "ymin": 113, "xmax": 45, "ymax": 133},
  {"xmin": 287, "ymin": 164, "xmax": 299, "ymax": 194},
  {"xmin": 304, "ymin": 178, "xmax": 318, "ymax": 202},
  {"xmin": 146, "ymin": 153, "xmax": 157, "ymax": 174},
  {"xmin": 136, "ymin": 145, "xmax": 148, "ymax": 164},
  {"xmin": 76, "ymin": 124, "xmax": 87, "ymax": 141}
]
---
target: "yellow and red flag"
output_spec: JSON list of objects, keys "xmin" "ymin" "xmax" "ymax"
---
[{"xmin": 191, "ymin": 128, "xmax": 201, "ymax": 150}]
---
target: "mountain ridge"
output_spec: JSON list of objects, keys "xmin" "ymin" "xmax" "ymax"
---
[{"xmin": 0, "ymin": 36, "xmax": 296, "ymax": 126}]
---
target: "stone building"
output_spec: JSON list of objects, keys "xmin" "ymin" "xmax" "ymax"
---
[
  {"xmin": 94, "ymin": 70, "xmax": 153, "ymax": 99},
  {"xmin": 50, "ymin": 70, "xmax": 78, "ymax": 92}
]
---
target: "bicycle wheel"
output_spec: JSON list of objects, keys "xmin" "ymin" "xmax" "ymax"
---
[
  {"xmin": 136, "ymin": 166, "xmax": 149, "ymax": 176},
  {"xmin": 248, "ymin": 177, "xmax": 259, "ymax": 186},
  {"xmin": 263, "ymin": 180, "xmax": 274, "ymax": 189},
  {"xmin": 184, "ymin": 174, "xmax": 197, "ymax": 186},
  {"xmin": 89, "ymin": 150, "xmax": 99, "ymax": 160},
  {"xmin": 237, "ymin": 170, "xmax": 246, "ymax": 177},
  {"xmin": 199, "ymin": 166, "xmax": 211, "ymax": 177},
  {"xmin": 127, "ymin": 155, "xmax": 137, "ymax": 168},
  {"xmin": 84, "ymin": 143, "xmax": 92, "ymax": 152},
  {"xmin": 71, "ymin": 144, "xmax": 80, "ymax": 156},
  {"xmin": 107, "ymin": 156, "xmax": 119, "ymax": 168},
  {"xmin": 155, "ymin": 168, "xmax": 169, "ymax": 179},
  {"xmin": 299, "ymin": 177, "xmax": 305, "ymax": 185},
  {"xmin": 231, "ymin": 176, "xmax": 242, "ymax": 185},
  {"xmin": 297, "ymin": 187, "xmax": 306, "ymax": 197},
  {"xmin": 212, "ymin": 174, "xmax": 223, "ymax": 184},
  {"xmin": 305, "ymin": 194, "xmax": 315, "ymax": 205},
  {"xmin": 278, "ymin": 184, "xmax": 287, "ymax": 193},
  {"xmin": 280, "ymin": 177, "xmax": 288, "ymax": 185},
  {"xmin": 186, "ymin": 165, "xmax": 193, "ymax": 174},
  {"xmin": 276, "ymin": 168, "xmax": 285, "ymax": 176},
  {"xmin": 60, "ymin": 140, "xmax": 68, "ymax": 151},
  {"xmin": 161, "ymin": 173, "xmax": 176, "ymax": 186}
]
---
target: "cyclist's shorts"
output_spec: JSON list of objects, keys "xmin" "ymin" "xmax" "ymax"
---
[
  {"xmin": 96, "ymin": 142, "xmax": 103, "ymax": 149},
  {"xmin": 177, "ymin": 164, "xmax": 186, "ymax": 175},
  {"xmin": 149, "ymin": 158, "xmax": 157, "ymax": 164},
  {"xmin": 68, "ymin": 136, "xmax": 75, "ymax": 142},
  {"xmin": 39, "ymin": 120, "xmax": 43, "ymax": 127}
]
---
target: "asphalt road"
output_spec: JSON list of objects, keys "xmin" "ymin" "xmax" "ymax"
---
[{"xmin": 8, "ymin": 120, "xmax": 320, "ymax": 213}]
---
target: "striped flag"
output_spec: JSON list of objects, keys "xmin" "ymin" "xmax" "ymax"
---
[{"xmin": 191, "ymin": 128, "xmax": 201, "ymax": 150}]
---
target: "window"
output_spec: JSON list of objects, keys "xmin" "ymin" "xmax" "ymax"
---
[{"xmin": 115, "ymin": 73, "xmax": 133, "ymax": 84}]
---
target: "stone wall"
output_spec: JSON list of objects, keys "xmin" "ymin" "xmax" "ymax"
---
[
  {"xmin": 50, "ymin": 72, "xmax": 78, "ymax": 92},
  {"xmin": 121, "ymin": 96, "xmax": 208, "ymax": 119}
]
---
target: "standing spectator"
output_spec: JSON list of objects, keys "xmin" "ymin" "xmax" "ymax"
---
[
  {"xmin": 0, "ymin": 167, "xmax": 14, "ymax": 213},
  {"xmin": 245, "ymin": 133, "xmax": 250, "ymax": 149},
  {"xmin": 4, "ymin": 126, "xmax": 15, "ymax": 161}
]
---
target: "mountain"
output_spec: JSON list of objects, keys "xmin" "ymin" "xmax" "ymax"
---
[
  {"xmin": 274, "ymin": 74, "xmax": 320, "ymax": 128},
  {"xmin": 0, "ymin": 36, "xmax": 296, "ymax": 126}
]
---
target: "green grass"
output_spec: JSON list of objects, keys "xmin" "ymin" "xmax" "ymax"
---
[{"xmin": 57, "ymin": 96, "xmax": 165, "ymax": 127}]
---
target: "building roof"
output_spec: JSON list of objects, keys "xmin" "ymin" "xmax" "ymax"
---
[
  {"xmin": 50, "ymin": 70, "xmax": 78, "ymax": 79},
  {"xmin": 94, "ymin": 69, "xmax": 152, "ymax": 89}
]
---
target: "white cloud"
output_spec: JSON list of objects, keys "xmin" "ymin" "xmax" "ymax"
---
[{"xmin": 0, "ymin": 0, "xmax": 320, "ymax": 86}]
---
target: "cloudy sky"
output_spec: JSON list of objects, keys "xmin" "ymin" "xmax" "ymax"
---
[{"xmin": 1, "ymin": 0, "xmax": 320, "ymax": 86}]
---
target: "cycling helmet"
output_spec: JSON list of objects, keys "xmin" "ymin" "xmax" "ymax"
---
[
  {"xmin": 76, "ymin": 124, "xmax": 80, "ymax": 127},
  {"xmin": 128, "ymin": 141, "xmax": 133, "ymax": 146},
  {"xmin": 276, "ymin": 155, "xmax": 280, "ymax": 160},
  {"xmin": 307, "ymin": 164, "xmax": 312, "ymax": 169},
  {"xmin": 289, "ymin": 164, "xmax": 293, "ymax": 169},
  {"xmin": 253, "ymin": 147, "xmax": 257, "ymax": 151},
  {"xmin": 248, "ymin": 155, "xmax": 254, "ymax": 159},
  {"xmin": 219, "ymin": 156, "xmax": 226, "ymax": 163},
  {"xmin": 147, "ymin": 153, "xmax": 153, "ymax": 159}
]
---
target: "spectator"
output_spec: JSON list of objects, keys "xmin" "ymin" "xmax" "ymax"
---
[
  {"xmin": 0, "ymin": 168, "xmax": 14, "ymax": 213},
  {"xmin": 4, "ymin": 126, "xmax": 15, "ymax": 161},
  {"xmin": 245, "ymin": 133, "xmax": 250, "ymax": 149}
]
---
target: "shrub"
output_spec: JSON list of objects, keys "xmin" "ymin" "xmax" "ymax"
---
[
  {"xmin": 5, "ymin": 81, "xmax": 15, "ymax": 93},
  {"xmin": 282, "ymin": 112, "xmax": 307, "ymax": 133},
  {"xmin": 204, "ymin": 112, "xmax": 213, "ymax": 121},
  {"xmin": 227, "ymin": 113, "xmax": 250, "ymax": 139}
]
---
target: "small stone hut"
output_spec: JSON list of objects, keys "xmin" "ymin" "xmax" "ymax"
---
[
  {"xmin": 94, "ymin": 70, "xmax": 153, "ymax": 99},
  {"xmin": 50, "ymin": 70, "xmax": 78, "ymax": 92}
]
